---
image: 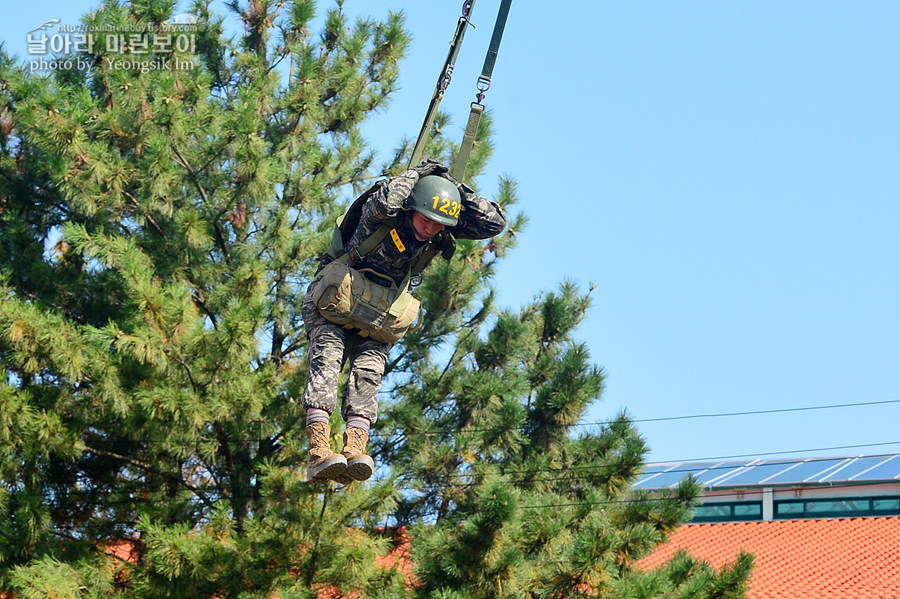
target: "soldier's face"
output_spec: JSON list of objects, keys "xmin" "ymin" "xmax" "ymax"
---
[{"xmin": 411, "ymin": 211, "xmax": 445, "ymax": 241}]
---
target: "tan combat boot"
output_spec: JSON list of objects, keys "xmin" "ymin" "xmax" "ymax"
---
[
  {"xmin": 338, "ymin": 428, "xmax": 375, "ymax": 483},
  {"xmin": 305, "ymin": 423, "xmax": 347, "ymax": 482}
]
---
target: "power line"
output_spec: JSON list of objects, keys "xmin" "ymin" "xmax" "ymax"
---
[
  {"xmin": 22, "ymin": 478, "xmax": 897, "ymax": 516},
  {"xmin": 69, "ymin": 436, "xmax": 900, "ymax": 482},
  {"xmin": 67, "ymin": 398, "xmax": 899, "ymax": 445},
  {"xmin": 13, "ymin": 400, "xmax": 900, "ymax": 509},
  {"xmin": 515, "ymin": 479, "xmax": 900, "ymax": 510},
  {"xmin": 658, "ymin": 441, "xmax": 900, "ymax": 464},
  {"xmin": 625, "ymin": 398, "xmax": 900, "ymax": 424},
  {"xmin": 390, "ymin": 463, "xmax": 900, "ymax": 502},
  {"xmin": 369, "ymin": 398, "xmax": 900, "ymax": 437},
  {"xmin": 16, "ymin": 441, "xmax": 898, "ymax": 506},
  {"xmin": 392, "ymin": 442, "xmax": 900, "ymax": 483}
]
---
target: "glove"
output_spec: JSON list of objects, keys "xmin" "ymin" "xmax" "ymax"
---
[
  {"xmin": 456, "ymin": 180, "xmax": 476, "ymax": 201},
  {"xmin": 438, "ymin": 232, "xmax": 457, "ymax": 260},
  {"xmin": 412, "ymin": 158, "xmax": 450, "ymax": 178},
  {"xmin": 390, "ymin": 170, "xmax": 419, "ymax": 210}
]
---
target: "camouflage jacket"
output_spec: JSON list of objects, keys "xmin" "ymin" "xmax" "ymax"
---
[{"xmin": 324, "ymin": 164, "xmax": 507, "ymax": 288}]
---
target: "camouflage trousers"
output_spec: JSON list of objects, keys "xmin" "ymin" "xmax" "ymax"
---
[{"xmin": 300, "ymin": 290, "xmax": 391, "ymax": 424}]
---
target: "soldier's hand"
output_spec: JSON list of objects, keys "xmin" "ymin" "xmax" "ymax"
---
[
  {"xmin": 412, "ymin": 158, "xmax": 449, "ymax": 178},
  {"xmin": 398, "ymin": 169, "xmax": 420, "ymax": 183},
  {"xmin": 395, "ymin": 169, "xmax": 419, "ymax": 207}
]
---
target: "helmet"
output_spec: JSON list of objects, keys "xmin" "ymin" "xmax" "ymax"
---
[{"xmin": 407, "ymin": 175, "xmax": 463, "ymax": 226}]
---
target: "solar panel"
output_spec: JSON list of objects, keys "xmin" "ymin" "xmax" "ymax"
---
[
  {"xmin": 818, "ymin": 456, "xmax": 893, "ymax": 482},
  {"xmin": 632, "ymin": 464, "xmax": 688, "ymax": 490},
  {"xmin": 696, "ymin": 462, "xmax": 753, "ymax": 486},
  {"xmin": 633, "ymin": 454, "xmax": 900, "ymax": 490},
  {"xmin": 761, "ymin": 458, "xmax": 847, "ymax": 484},
  {"xmin": 850, "ymin": 455, "xmax": 900, "ymax": 481}
]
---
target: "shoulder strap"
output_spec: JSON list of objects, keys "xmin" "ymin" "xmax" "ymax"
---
[
  {"xmin": 331, "ymin": 220, "xmax": 395, "ymax": 266},
  {"xmin": 410, "ymin": 231, "xmax": 455, "ymax": 277}
]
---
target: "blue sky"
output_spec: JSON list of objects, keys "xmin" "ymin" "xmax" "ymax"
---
[{"xmin": 2, "ymin": 1, "xmax": 898, "ymax": 464}]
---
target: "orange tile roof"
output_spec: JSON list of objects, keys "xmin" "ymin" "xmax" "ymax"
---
[
  {"xmin": 638, "ymin": 517, "xmax": 900, "ymax": 599},
  {"xmin": 313, "ymin": 527, "xmax": 416, "ymax": 599}
]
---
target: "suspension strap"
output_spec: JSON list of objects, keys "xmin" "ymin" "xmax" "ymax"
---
[
  {"xmin": 451, "ymin": 0, "xmax": 512, "ymax": 181},
  {"xmin": 408, "ymin": 1, "xmax": 477, "ymax": 168}
]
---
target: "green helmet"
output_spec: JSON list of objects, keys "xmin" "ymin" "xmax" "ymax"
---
[{"xmin": 407, "ymin": 175, "xmax": 463, "ymax": 226}]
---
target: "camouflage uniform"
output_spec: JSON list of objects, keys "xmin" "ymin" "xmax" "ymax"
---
[{"xmin": 301, "ymin": 162, "xmax": 507, "ymax": 423}]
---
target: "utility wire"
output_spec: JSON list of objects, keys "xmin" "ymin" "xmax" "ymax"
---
[
  {"xmin": 15, "ymin": 442, "xmax": 900, "ymax": 505},
  {"xmin": 384, "ymin": 469, "xmax": 900, "ymax": 505},
  {"xmin": 393, "ymin": 445, "xmax": 900, "ymax": 482},
  {"xmin": 392, "ymin": 447, "xmax": 900, "ymax": 489},
  {"xmin": 658, "ymin": 441, "xmax": 900, "ymax": 464},
  {"xmin": 67, "ymin": 438, "xmax": 900, "ymax": 483},
  {"xmin": 622, "ymin": 398, "xmax": 900, "ymax": 424},
  {"xmin": 18, "ymin": 479, "xmax": 900, "ymax": 518},
  {"xmin": 516, "ymin": 485, "xmax": 900, "ymax": 511},
  {"xmin": 70, "ymin": 398, "xmax": 899, "ymax": 445},
  {"xmin": 370, "ymin": 398, "xmax": 900, "ymax": 437}
]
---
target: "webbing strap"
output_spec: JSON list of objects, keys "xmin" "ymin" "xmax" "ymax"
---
[
  {"xmin": 352, "ymin": 223, "xmax": 392, "ymax": 263},
  {"xmin": 450, "ymin": 0, "xmax": 513, "ymax": 181},
  {"xmin": 326, "ymin": 216, "xmax": 346, "ymax": 259},
  {"xmin": 388, "ymin": 238, "xmax": 442, "ymax": 316},
  {"xmin": 388, "ymin": 269, "xmax": 414, "ymax": 317},
  {"xmin": 409, "ymin": 1, "xmax": 477, "ymax": 168},
  {"xmin": 478, "ymin": 0, "xmax": 512, "ymax": 88},
  {"xmin": 411, "ymin": 239, "xmax": 440, "ymax": 277},
  {"xmin": 453, "ymin": 103, "xmax": 484, "ymax": 182},
  {"xmin": 330, "ymin": 222, "xmax": 391, "ymax": 264}
]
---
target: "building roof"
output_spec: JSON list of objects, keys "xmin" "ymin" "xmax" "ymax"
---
[
  {"xmin": 634, "ymin": 454, "xmax": 900, "ymax": 490},
  {"xmin": 638, "ymin": 516, "xmax": 900, "ymax": 599}
]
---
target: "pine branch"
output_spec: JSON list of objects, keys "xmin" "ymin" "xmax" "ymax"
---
[
  {"xmin": 172, "ymin": 143, "xmax": 232, "ymax": 265},
  {"xmin": 190, "ymin": 289, "xmax": 219, "ymax": 330},
  {"xmin": 305, "ymin": 486, "xmax": 333, "ymax": 587},
  {"xmin": 171, "ymin": 145, "xmax": 210, "ymax": 204},
  {"xmin": 81, "ymin": 446, "xmax": 213, "ymax": 510},
  {"xmin": 171, "ymin": 352, "xmax": 202, "ymax": 393},
  {"xmin": 123, "ymin": 191, "xmax": 169, "ymax": 240}
]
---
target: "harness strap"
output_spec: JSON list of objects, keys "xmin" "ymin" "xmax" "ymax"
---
[
  {"xmin": 388, "ymin": 269, "xmax": 414, "ymax": 318},
  {"xmin": 451, "ymin": 0, "xmax": 512, "ymax": 181},
  {"xmin": 411, "ymin": 235, "xmax": 442, "ymax": 277},
  {"xmin": 349, "ymin": 222, "xmax": 393, "ymax": 263},
  {"xmin": 453, "ymin": 103, "xmax": 485, "ymax": 182},
  {"xmin": 326, "ymin": 214, "xmax": 347, "ymax": 259},
  {"xmin": 409, "ymin": 1, "xmax": 477, "ymax": 168},
  {"xmin": 388, "ymin": 238, "xmax": 441, "ymax": 317},
  {"xmin": 326, "ymin": 183, "xmax": 385, "ymax": 261}
]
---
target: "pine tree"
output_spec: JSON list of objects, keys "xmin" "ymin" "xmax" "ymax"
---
[
  {"xmin": 1, "ymin": 1, "xmax": 410, "ymax": 596},
  {"xmin": 376, "ymin": 276, "xmax": 753, "ymax": 598},
  {"xmin": 0, "ymin": 1, "xmax": 751, "ymax": 597}
]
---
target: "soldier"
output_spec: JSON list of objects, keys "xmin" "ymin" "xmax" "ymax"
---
[{"xmin": 301, "ymin": 160, "xmax": 506, "ymax": 483}]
